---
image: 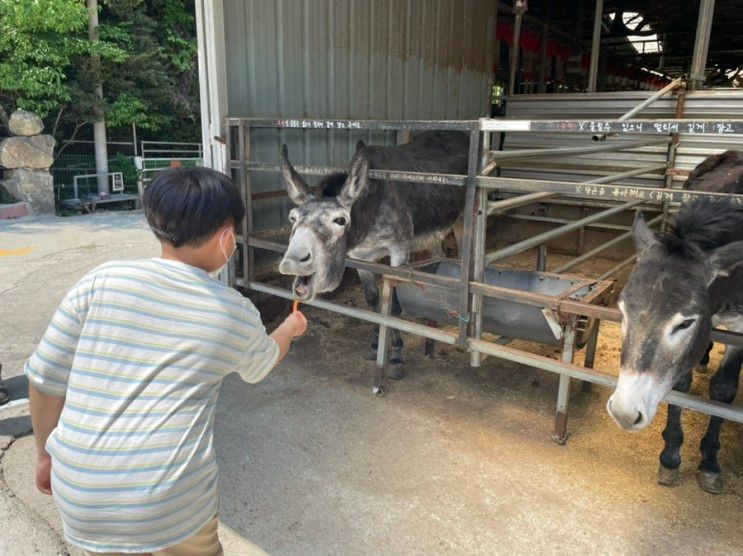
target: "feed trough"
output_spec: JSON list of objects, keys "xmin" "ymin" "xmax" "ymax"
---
[{"xmin": 396, "ymin": 260, "xmax": 611, "ymax": 346}]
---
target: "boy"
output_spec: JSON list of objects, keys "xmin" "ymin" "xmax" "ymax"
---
[{"xmin": 26, "ymin": 167, "xmax": 307, "ymax": 555}]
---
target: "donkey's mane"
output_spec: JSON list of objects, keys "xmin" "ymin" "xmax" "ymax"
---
[{"xmin": 662, "ymin": 198, "xmax": 743, "ymax": 257}]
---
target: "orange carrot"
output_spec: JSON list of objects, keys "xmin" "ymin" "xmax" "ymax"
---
[{"xmin": 292, "ymin": 299, "xmax": 300, "ymax": 313}]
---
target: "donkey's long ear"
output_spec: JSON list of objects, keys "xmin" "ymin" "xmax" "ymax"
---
[
  {"xmin": 707, "ymin": 240, "xmax": 743, "ymax": 311},
  {"xmin": 338, "ymin": 148, "xmax": 369, "ymax": 209},
  {"xmin": 280, "ymin": 145, "xmax": 311, "ymax": 205},
  {"xmin": 632, "ymin": 211, "xmax": 659, "ymax": 256}
]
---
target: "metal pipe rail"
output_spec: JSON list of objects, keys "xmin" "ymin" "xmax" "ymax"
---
[
  {"xmin": 592, "ymin": 77, "xmax": 684, "ymax": 141},
  {"xmin": 225, "ymin": 117, "xmax": 478, "ymax": 131},
  {"xmin": 469, "ymin": 339, "xmax": 743, "ymax": 425},
  {"xmin": 554, "ymin": 214, "xmax": 664, "ymax": 273},
  {"xmin": 480, "ymin": 118, "xmax": 743, "ymax": 135},
  {"xmin": 489, "ymin": 162, "xmax": 666, "ymax": 223},
  {"xmin": 240, "ymin": 161, "xmax": 468, "ymax": 188},
  {"xmin": 243, "ymin": 235, "xmax": 743, "ymax": 350},
  {"xmin": 505, "ymin": 213, "xmax": 636, "ymax": 232},
  {"xmin": 484, "ymin": 139, "xmax": 670, "ymax": 161},
  {"xmin": 597, "ymin": 255, "xmax": 637, "ymax": 281},
  {"xmin": 485, "ymin": 200, "xmax": 644, "ymax": 265},
  {"xmin": 228, "ymin": 112, "xmax": 743, "ymax": 445},
  {"xmin": 478, "ymin": 175, "xmax": 743, "ymax": 205}
]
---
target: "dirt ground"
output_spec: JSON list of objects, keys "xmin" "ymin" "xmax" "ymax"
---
[{"xmin": 1, "ymin": 210, "xmax": 742, "ymax": 555}]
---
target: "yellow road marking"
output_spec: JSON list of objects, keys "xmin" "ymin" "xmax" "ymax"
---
[{"xmin": 0, "ymin": 246, "xmax": 37, "ymax": 257}]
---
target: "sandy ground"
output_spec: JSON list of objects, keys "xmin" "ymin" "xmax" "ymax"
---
[{"xmin": 1, "ymin": 210, "xmax": 741, "ymax": 555}]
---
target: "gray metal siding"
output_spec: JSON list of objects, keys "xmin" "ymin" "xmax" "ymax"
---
[
  {"xmin": 222, "ymin": 0, "xmax": 496, "ymax": 231},
  {"xmin": 502, "ymin": 90, "xmax": 743, "ymax": 187}
]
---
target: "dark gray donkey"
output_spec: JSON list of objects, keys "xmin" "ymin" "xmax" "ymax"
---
[
  {"xmin": 278, "ymin": 131, "xmax": 468, "ymax": 374},
  {"xmin": 607, "ymin": 198, "xmax": 743, "ymax": 493},
  {"xmin": 684, "ymin": 150, "xmax": 743, "ymax": 369}
]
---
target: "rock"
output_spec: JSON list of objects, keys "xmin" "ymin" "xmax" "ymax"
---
[
  {"xmin": 0, "ymin": 135, "xmax": 55, "ymax": 169},
  {"xmin": 1, "ymin": 169, "xmax": 55, "ymax": 213},
  {"xmin": 8, "ymin": 109, "xmax": 44, "ymax": 136}
]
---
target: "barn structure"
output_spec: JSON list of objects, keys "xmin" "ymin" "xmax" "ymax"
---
[{"xmin": 194, "ymin": 0, "xmax": 743, "ymax": 444}]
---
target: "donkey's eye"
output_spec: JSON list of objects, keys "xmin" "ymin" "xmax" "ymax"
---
[
  {"xmin": 288, "ymin": 215, "xmax": 296, "ymax": 224},
  {"xmin": 333, "ymin": 216, "xmax": 348, "ymax": 226},
  {"xmin": 673, "ymin": 318, "xmax": 696, "ymax": 333}
]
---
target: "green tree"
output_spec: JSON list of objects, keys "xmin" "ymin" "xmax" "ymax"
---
[
  {"xmin": 0, "ymin": 0, "xmax": 92, "ymax": 126},
  {"xmin": 0, "ymin": 0, "xmax": 199, "ymax": 150}
]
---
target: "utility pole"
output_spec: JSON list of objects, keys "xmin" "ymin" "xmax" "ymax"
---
[{"xmin": 87, "ymin": 0, "xmax": 109, "ymax": 198}]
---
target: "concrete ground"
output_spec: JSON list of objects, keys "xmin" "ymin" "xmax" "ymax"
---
[{"xmin": 1, "ymin": 210, "xmax": 742, "ymax": 555}]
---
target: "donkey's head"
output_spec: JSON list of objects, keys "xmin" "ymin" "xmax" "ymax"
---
[
  {"xmin": 607, "ymin": 212, "xmax": 743, "ymax": 431},
  {"xmin": 278, "ymin": 143, "xmax": 369, "ymax": 300}
]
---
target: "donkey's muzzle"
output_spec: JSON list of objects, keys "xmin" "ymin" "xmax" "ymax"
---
[{"xmin": 279, "ymin": 253, "xmax": 313, "ymax": 276}]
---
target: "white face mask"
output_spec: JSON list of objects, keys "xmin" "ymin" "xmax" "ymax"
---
[{"xmin": 209, "ymin": 228, "xmax": 237, "ymax": 278}]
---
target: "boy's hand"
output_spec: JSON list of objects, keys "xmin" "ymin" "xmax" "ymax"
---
[
  {"xmin": 286, "ymin": 311, "xmax": 308, "ymax": 338},
  {"xmin": 35, "ymin": 455, "xmax": 52, "ymax": 495}
]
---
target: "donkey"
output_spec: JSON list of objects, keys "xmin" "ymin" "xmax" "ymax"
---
[
  {"xmin": 278, "ymin": 131, "xmax": 469, "ymax": 375},
  {"xmin": 683, "ymin": 151, "xmax": 743, "ymax": 369},
  {"xmin": 607, "ymin": 198, "xmax": 743, "ymax": 493},
  {"xmin": 684, "ymin": 150, "xmax": 743, "ymax": 193}
]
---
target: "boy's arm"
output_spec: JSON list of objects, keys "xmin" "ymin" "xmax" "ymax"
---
[
  {"xmin": 25, "ymin": 284, "xmax": 87, "ymax": 453},
  {"xmin": 29, "ymin": 385, "xmax": 65, "ymax": 460},
  {"xmin": 235, "ymin": 309, "xmax": 307, "ymax": 384}
]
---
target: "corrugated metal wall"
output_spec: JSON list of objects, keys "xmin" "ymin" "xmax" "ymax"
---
[
  {"xmin": 501, "ymin": 89, "xmax": 743, "ymax": 186},
  {"xmin": 222, "ymin": 0, "xmax": 497, "ymax": 231}
]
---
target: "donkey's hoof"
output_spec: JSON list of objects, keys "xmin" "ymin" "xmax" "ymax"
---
[
  {"xmin": 388, "ymin": 361, "xmax": 406, "ymax": 380},
  {"xmin": 698, "ymin": 471, "xmax": 723, "ymax": 494},
  {"xmin": 657, "ymin": 465, "xmax": 681, "ymax": 487}
]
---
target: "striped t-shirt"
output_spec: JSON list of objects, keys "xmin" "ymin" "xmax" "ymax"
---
[{"xmin": 25, "ymin": 258, "xmax": 279, "ymax": 553}]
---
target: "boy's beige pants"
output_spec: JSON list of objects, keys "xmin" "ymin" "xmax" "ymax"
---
[{"xmin": 84, "ymin": 516, "xmax": 223, "ymax": 556}]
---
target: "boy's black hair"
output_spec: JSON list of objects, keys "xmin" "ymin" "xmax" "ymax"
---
[{"xmin": 143, "ymin": 167, "xmax": 245, "ymax": 248}]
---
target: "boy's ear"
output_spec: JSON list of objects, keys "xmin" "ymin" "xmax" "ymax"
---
[
  {"xmin": 707, "ymin": 240, "xmax": 743, "ymax": 311},
  {"xmin": 280, "ymin": 145, "xmax": 312, "ymax": 205}
]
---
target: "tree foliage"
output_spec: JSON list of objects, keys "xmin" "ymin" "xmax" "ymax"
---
[{"xmin": 0, "ymin": 0, "xmax": 199, "ymax": 147}]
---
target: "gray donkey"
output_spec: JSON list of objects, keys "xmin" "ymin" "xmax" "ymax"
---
[
  {"xmin": 607, "ymin": 198, "xmax": 743, "ymax": 493},
  {"xmin": 278, "ymin": 131, "xmax": 469, "ymax": 375},
  {"xmin": 684, "ymin": 150, "xmax": 743, "ymax": 369}
]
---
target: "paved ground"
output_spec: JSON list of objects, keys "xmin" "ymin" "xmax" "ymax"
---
[{"xmin": 1, "ymin": 210, "xmax": 742, "ymax": 555}]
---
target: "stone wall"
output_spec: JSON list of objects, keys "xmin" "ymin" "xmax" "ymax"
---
[{"xmin": 0, "ymin": 110, "xmax": 56, "ymax": 213}]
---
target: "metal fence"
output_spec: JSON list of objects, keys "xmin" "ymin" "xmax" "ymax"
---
[
  {"xmin": 140, "ymin": 141, "xmax": 203, "ymax": 186},
  {"xmin": 226, "ymin": 100, "xmax": 743, "ymax": 443}
]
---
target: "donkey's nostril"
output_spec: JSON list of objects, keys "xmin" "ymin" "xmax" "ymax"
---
[
  {"xmin": 634, "ymin": 412, "xmax": 644, "ymax": 426},
  {"xmin": 299, "ymin": 252, "xmax": 311, "ymax": 263}
]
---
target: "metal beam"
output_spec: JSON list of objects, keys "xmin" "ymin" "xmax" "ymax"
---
[
  {"xmin": 477, "ymin": 175, "xmax": 743, "ymax": 205},
  {"xmin": 593, "ymin": 78, "xmax": 683, "ymax": 140},
  {"xmin": 480, "ymin": 118, "xmax": 743, "ymax": 135},
  {"xmin": 486, "ymin": 139, "xmax": 669, "ymax": 161},
  {"xmin": 689, "ymin": 0, "xmax": 716, "ymax": 91},
  {"xmin": 485, "ymin": 200, "xmax": 643, "ymax": 265},
  {"xmin": 468, "ymin": 339, "xmax": 743, "ymax": 425},
  {"xmin": 553, "ymin": 214, "xmax": 664, "ymax": 273},
  {"xmin": 587, "ymin": 0, "xmax": 604, "ymax": 93}
]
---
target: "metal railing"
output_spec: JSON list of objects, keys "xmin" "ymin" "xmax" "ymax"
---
[{"xmin": 226, "ymin": 108, "xmax": 743, "ymax": 445}]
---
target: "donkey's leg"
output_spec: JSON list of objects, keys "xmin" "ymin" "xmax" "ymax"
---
[
  {"xmin": 452, "ymin": 216, "xmax": 465, "ymax": 257},
  {"xmin": 658, "ymin": 372, "xmax": 693, "ymax": 487},
  {"xmin": 698, "ymin": 342, "xmax": 714, "ymax": 373},
  {"xmin": 386, "ymin": 248, "xmax": 410, "ymax": 379},
  {"xmin": 697, "ymin": 345, "xmax": 743, "ymax": 494},
  {"xmin": 358, "ymin": 269, "xmax": 381, "ymax": 354}
]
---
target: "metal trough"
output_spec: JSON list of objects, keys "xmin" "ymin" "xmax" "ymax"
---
[{"xmin": 396, "ymin": 260, "xmax": 606, "ymax": 346}]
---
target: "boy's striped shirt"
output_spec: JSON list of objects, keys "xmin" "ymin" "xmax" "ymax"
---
[{"xmin": 25, "ymin": 258, "xmax": 279, "ymax": 553}]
